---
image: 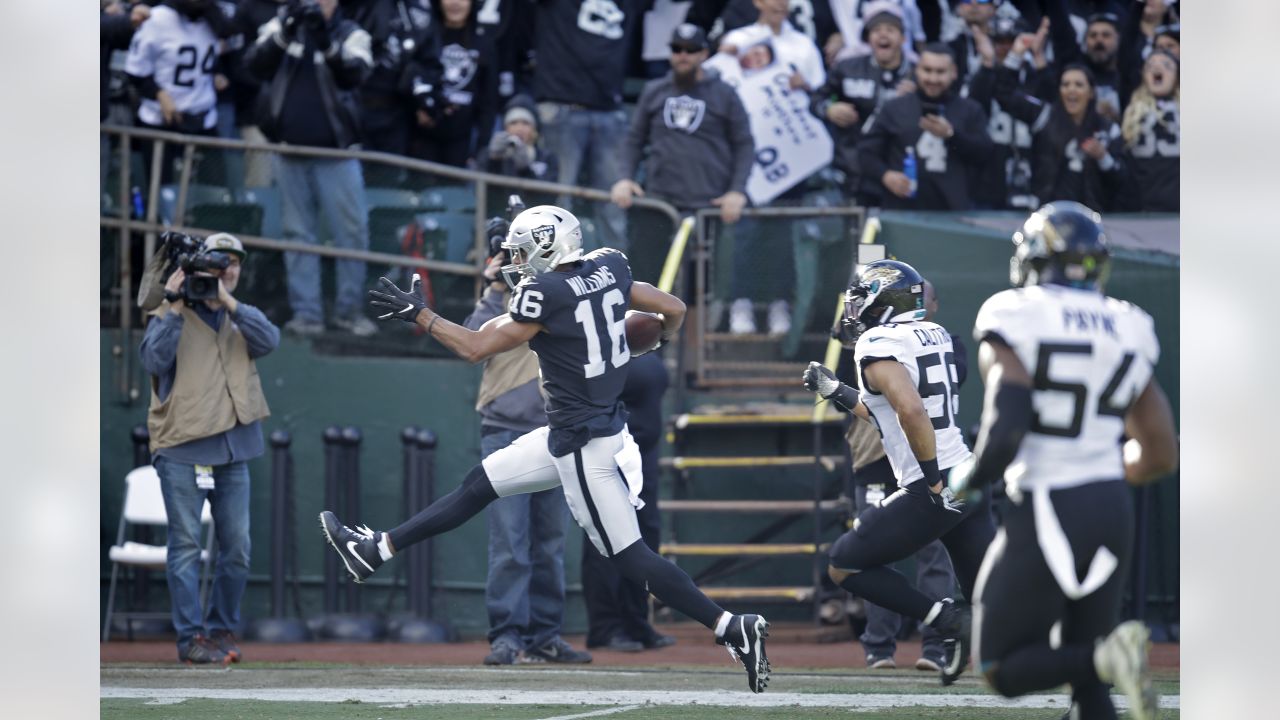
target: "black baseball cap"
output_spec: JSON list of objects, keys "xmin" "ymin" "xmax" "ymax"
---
[
  {"xmin": 1086, "ymin": 12, "xmax": 1120, "ymax": 31},
  {"xmin": 670, "ymin": 23, "xmax": 708, "ymax": 52}
]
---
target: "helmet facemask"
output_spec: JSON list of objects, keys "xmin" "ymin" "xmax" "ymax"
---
[{"xmin": 500, "ymin": 206, "xmax": 584, "ymax": 287}]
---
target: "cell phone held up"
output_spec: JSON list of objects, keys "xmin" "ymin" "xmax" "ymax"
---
[{"xmin": 920, "ymin": 101, "xmax": 943, "ymax": 118}]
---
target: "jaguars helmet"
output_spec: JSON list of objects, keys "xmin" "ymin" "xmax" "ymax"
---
[
  {"xmin": 838, "ymin": 259, "xmax": 927, "ymax": 346},
  {"xmin": 500, "ymin": 205, "xmax": 584, "ymax": 285},
  {"xmin": 1011, "ymin": 201, "xmax": 1112, "ymax": 290}
]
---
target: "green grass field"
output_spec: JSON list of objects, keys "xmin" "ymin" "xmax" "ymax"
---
[{"xmin": 100, "ymin": 663, "xmax": 1180, "ymax": 719}]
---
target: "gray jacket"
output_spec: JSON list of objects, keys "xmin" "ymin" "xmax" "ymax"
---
[{"xmin": 622, "ymin": 69, "xmax": 754, "ymax": 210}]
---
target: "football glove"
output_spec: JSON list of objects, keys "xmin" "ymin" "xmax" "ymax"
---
[
  {"xmin": 369, "ymin": 275, "xmax": 426, "ymax": 323},
  {"xmin": 803, "ymin": 361, "xmax": 842, "ymax": 399}
]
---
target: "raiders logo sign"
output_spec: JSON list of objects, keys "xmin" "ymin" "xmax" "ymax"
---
[
  {"xmin": 663, "ymin": 95, "xmax": 706, "ymax": 134},
  {"xmin": 532, "ymin": 224, "xmax": 556, "ymax": 248}
]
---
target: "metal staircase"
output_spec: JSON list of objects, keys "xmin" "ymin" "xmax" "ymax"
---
[{"xmin": 657, "ymin": 407, "xmax": 851, "ymax": 618}]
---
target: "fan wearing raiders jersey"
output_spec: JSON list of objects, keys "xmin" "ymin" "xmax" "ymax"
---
[
  {"xmin": 950, "ymin": 201, "xmax": 1177, "ymax": 720},
  {"xmin": 803, "ymin": 259, "xmax": 996, "ymax": 686},
  {"xmin": 125, "ymin": 0, "xmax": 223, "ymax": 183},
  {"xmin": 321, "ymin": 206, "xmax": 773, "ymax": 694}
]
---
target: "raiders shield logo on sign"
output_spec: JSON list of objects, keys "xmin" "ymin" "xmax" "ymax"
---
[
  {"xmin": 532, "ymin": 224, "xmax": 556, "ymax": 248},
  {"xmin": 663, "ymin": 95, "xmax": 706, "ymax": 134}
]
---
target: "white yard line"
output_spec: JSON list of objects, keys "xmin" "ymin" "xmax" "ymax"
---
[
  {"xmin": 536, "ymin": 706, "xmax": 644, "ymax": 720},
  {"xmin": 102, "ymin": 686, "xmax": 1180, "ymax": 710}
]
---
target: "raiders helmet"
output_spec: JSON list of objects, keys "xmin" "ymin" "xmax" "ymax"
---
[
  {"xmin": 838, "ymin": 260, "xmax": 927, "ymax": 346},
  {"xmin": 1010, "ymin": 201, "xmax": 1111, "ymax": 290},
  {"xmin": 500, "ymin": 205, "xmax": 584, "ymax": 284}
]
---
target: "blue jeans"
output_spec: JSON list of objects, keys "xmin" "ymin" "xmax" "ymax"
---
[
  {"xmin": 535, "ymin": 102, "xmax": 628, "ymax": 252},
  {"xmin": 482, "ymin": 427, "xmax": 568, "ymax": 649},
  {"xmin": 274, "ymin": 155, "xmax": 369, "ymax": 322},
  {"xmin": 153, "ymin": 456, "xmax": 252, "ymax": 645}
]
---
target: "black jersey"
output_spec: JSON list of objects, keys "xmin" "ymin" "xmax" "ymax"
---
[
  {"xmin": 531, "ymin": 0, "xmax": 644, "ymax": 109},
  {"xmin": 508, "ymin": 248, "xmax": 634, "ymax": 455}
]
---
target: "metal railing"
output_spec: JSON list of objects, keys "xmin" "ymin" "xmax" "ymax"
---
[
  {"xmin": 99, "ymin": 125, "xmax": 683, "ymax": 404},
  {"xmin": 690, "ymin": 205, "xmax": 866, "ymax": 389}
]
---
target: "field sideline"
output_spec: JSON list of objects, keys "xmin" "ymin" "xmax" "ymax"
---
[{"xmin": 101, "ymin": 662, "xmax": 1180, "ymax": 719}]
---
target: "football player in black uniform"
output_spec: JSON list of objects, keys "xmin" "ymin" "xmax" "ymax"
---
[{"xmin": 320, "ymin": 205, "xmax": 772, "ymax": 693}]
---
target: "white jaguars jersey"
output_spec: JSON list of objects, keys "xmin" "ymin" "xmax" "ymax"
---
[
  {"xmin": 124, "ymin": 5, "xmax": 220, "ymax": 130},
  {"xmin": 855, "ymin": 320, "xmax": 972, "ymax": 487},
  {"xmin": 974, "ymin": 285, "xmax": 1160, "ymax": 493}
]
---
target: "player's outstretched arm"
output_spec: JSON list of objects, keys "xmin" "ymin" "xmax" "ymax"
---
[
  {"xmin": 369, "ymin": 275, "xmax": 542, "ymax": 363},
  {"xmin": 1122, "ymin": 379, "xmax": 1178, "ymax": 484},
  {"xmin": 863, "ymin": 359, "xmax": 942, "ymax": 489},
  {"xmin": 630, "ymin": 282, "xmax": 686, "ymax": 340},
  {"xmin": 420, "ymin": 310, "xmax": 541, "ymax": 364}
]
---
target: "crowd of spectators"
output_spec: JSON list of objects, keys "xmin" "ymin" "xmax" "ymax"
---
[{"xmin": 103, "ymin": 0, "xmax": 1180, "ymax": 334}]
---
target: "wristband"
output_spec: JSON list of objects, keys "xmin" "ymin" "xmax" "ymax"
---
[
  {"xmin": 426, "ymin": 315, "xmax": 439, "ymax": 336},
  {"xmin": 918, "ymin": 457, "xmax": 942, "ymax": 488}
]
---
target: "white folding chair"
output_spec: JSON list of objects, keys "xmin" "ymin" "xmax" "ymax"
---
[{"xmin": 102, "ymin": 465, "xmax": 215, "ymax": 642}]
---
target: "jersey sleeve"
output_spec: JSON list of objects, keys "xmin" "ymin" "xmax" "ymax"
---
[
  {"xmin": 853, "ymin": 326, "xmax": 911, "ymax": 395},
  {"xmin": 507, "ymin": 277, "xmax": 549, "ymax": 324},
  {"xmin": 123, "ymin": 16, "xmax": 159, "ymax": 78}
]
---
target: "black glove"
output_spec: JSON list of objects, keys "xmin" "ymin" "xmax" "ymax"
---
[
  {"xmin": 369, "ymin": 275, "xmax": 426, "ymax": 324},
  {"xmin": 486, "ymin": 216, "xmax": 511, "ymax": 258},
  {"xmin": 301, "ymin": 4, "xmax": 330, "ymax": 51},
  {"xmin": 803, "ymin": 361, "xmax": 842, "ymax": 398}
]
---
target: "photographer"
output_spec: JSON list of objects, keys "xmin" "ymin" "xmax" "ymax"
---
[
  {"xmin": 243, "ymin": 0, "xmax": 375, "ymax": 337},
  {"xmin": 475, "ymin": 97, "xmax": 559, "ymax": 182},
  {"xmin": 139, "ymin": 232, "xmax": 280, "ymax": 665}
]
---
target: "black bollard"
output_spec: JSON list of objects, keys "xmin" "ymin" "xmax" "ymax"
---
[
  {"xmin": 401, "ymin": 427, "xmax": 422, "ymax": 614},
  {"xmin": 269, "ymin": 430, "xmax": 291, "ymax": 618},
  {"xmin": 415, "ymin": 429, "xmax": 438, "ymax": 619},
  {"xmin": 245, "ymin": 430, "xmax": 311, "ymax": 642},
  {"xmin": 321, "ymin": 425, "xmax": 343, "ymax": 614},
  {"xmin": 130, "ymin": 425, "xmax": 151, "ymax": 469},
  {"xmin": 341, "ymin": 425, "xmax": 363, "ymax": 612}
]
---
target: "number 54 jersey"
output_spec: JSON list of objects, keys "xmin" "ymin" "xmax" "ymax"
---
[
  {"xmin": 974, "ymin": 285, "xmax": 1160, "ymax": 494},
  {"xmin": 508, "ymin": 248, "xmax": 633, "ymax": 455},
  {"xmin": 855, "ymin": 320, "xmax": 972, "ymax": 487}
]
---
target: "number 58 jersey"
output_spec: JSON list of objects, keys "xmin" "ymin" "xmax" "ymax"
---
[
  {"xmin": 855, "ymin": 320, "xmax": 972, "ymax": 487},
  {"xmin": 508, "ymin": 248, "xmax": 633, "ymax": 453},
  {"xmin": 974, "ymin": 285, "xmax": 1160, "ymax": 493}
]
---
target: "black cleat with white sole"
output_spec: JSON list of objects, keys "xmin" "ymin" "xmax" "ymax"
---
[
  {"xmin": 932, "ymin": 598, "xmax": 972, "ymax": 685},
  {"xmin": 319, "ymin": 511, "xmax": 383, "ymax": 583},
  {"xmin": 716, "ymin": 614, "xmax": 771, "ymax": 693}
]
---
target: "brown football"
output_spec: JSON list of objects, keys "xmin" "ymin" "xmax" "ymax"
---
[{"xmin": 625, "ymin": 311, "xmax": 664, "ymax": 356}]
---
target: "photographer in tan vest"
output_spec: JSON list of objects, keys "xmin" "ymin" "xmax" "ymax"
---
[{"xmin": 139, "ymin": 232, "xmax": 279, "ymax": 665}]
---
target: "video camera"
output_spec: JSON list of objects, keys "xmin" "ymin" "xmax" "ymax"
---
[
  {"xmin": 486, "ymin": 194, "xmax": 527, "ymax": 260},
  {"xmin": 159, "ymin": 230, "xmax": 232, "ymax": 302}
]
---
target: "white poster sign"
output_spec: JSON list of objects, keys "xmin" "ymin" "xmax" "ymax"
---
[
  {"xmin": 642, "ymin": 0, "xmax": 692, "ymax": 62},
  {"xmin": 705, "ymin": 52, "xmax": 833, "ymax": 205}
]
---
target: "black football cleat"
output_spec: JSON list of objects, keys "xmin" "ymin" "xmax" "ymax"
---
[
  {"xmin": 319, "ymin": 510, "xmax": 383, "ymax": 583},
  {"xmin": 932, "ymin": 598, "xmax": 972, "ymax": 685},
  {"xmin": 717, "ymin": 614, "xmax": 771, "ymax": 693}
]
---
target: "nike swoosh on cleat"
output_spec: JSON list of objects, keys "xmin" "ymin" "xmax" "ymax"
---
[
  {"xmin": 736, "ymin": 622, "xmax": 751, "ymax": 656},
  {"xmin": 348, "ymin": 541, "xmax": 375, "ymax": 572}
]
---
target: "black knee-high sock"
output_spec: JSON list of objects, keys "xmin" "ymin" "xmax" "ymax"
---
[
  {"xmin": 387, "ymin": 464, "xmax": 498, "ymax": 551},
  {"xmin": 988, "ymin": 643, "xmax": 1099, "ymax": 698},
  {"xmin": 838, "ymin": 566, "xmax": 936, "ymax": 620},
  {"xmin": 610, "ymin": 541, "xmax": 724, "ymax": 629}
]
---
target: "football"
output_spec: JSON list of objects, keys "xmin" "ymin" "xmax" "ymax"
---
[{"xmin": 625, "ymin": 311, "xmax": 664, "ymax": 356}]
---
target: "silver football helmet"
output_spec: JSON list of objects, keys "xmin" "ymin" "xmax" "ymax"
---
[{"xmin": 500, "ymin": 205, "xmax": 584, "ymax": 285}]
